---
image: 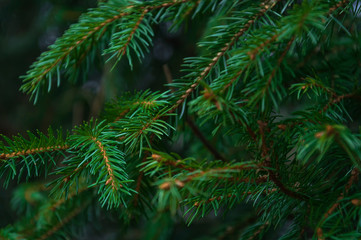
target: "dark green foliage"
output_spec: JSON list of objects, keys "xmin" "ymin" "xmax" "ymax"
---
[{"xmin": 1, "ymin": 0, "xmax": 361, "ymax": 239}]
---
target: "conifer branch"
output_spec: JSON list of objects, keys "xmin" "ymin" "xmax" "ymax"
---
[
  {"xmin": 328, "ymin": 0, "xmax": 349, "ymax": 14},
  {"xmin": 21, "ymin": 0, "xmax": 195, "ymax": 100},
  {"xmin": 0, "ymin": 144, "xmax": 69, "ymax": 160},
  {"xmin": 73, "ymin": 26, "xmax": 109, "ymax": 69},
  {"xmin": 221, "ymin": 32, "xmax": 280, "ymax": 94},
  {"xmin": 170, "ymin": 0, "xmax": 281, "ymax": 112},
  {"xmin": 150, "ymin": 153, "xmax": 195, "ymax": 172},
  {"xmin": 258, "ymin": 120, "xmax": 308, "ymax": 201},
  {"xmin": 159, "ymin": 162, "xmax": 261, "ymax": 189},
  {"xmin": 114, "ymin": 109, "xmax": 130, "ymax": 122},
  {"xmin": 228, "ymin": 109, "xmax": 257, "ymax": 141},
  {"xmin": 92, "ymin": 137, "xmax": 120, "ymax": 189},
  {"xmin": 316, "ymin": 168, "xmax": 359, "ymax": 239},
  {"xmin": 264, "ymin": 36, "xmax": 295, "ymax": 93},
  {"xmin": 150, "ymin": 153, "xmax": 269, "ymax": 185},
  {"xmin": 247, "ymin": 222, "xmax": 269, "ymax": 240},
  {"xmin": 116, "ymin": 9, "xmax": 149, "ymax": 57},
  {"xmin": 22, "ymin": 8, "xmax": 130, "ymax": 95}
]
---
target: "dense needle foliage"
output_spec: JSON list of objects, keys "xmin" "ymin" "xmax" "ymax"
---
[{"xmin": 1, "ymin": 0, "xmax": 361, "ymax": 239}]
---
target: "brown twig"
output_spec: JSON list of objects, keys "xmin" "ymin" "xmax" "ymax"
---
[
  {"xmin": 133, "ymin": 134, "xmax": 155, "ymax": 207},
  {"xmin": 321, "ymin": 93, "xmax": 360, "ymax": 113},
  {"xmin": 186, "ymin": 117, "xmax": 227, "ymax": 162},
  {"xmin": 163, "ymin": 64, "xmax": 174, "ymax": 87},
  {"xmin": 133, "ymin": 154, "xmax": 148, "ymax": 207}
]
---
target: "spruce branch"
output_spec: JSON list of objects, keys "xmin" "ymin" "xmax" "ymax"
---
[
  {"xmin": 258, "ymin": 120, "xmax": 308, "ymax": 201},
  {"xmin": 104, "ymin": 8, "xmax": 152, "ymax": 69},
  {"xmin": 0, "ymin": 129, "xmax": 67, "ymax": 187},
  {"xmin": 21, "ymin": 1, "xmax": 131, "ymax": 100},
  {"xmin": 91, "ymin": 136, "xmax": 120, "ymax": 189},
  {"xmin": 114, "ymin": 9, "xmax": 149, "ymax": 57},
  {"xmin": 20, "ymin": 0, "xmax": 196, "ymax": 102},
  {"xmin": 263, "ymin": 36, "xmax": 295, "ymax": 97},
  {"xmin": 316, "ymin": 168, "xmax": 359, "ymax": 239},
  {"xmin": 328, "ymin": 0, "xmax": 350, "ymax": 14},
  {"xmin": 50, "ymin": 120, "xmax": 133, "ymax": 208},
  {"xmin": 169, "ymin": 0, "xmax": 281, "ymax": 113},
  {"xmin": 0, "ymin": 144, "xmax": 69, "ymax": 160}
]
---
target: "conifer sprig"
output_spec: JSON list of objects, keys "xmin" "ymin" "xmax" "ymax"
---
[
  {"xmin": 53, "ymin": 120, "xmax": 133, "ymax": 208},
  {"xmin": 20, "ymin": 0, "xmax": 197, "ymax": 102},
  {"xmin": 0, "ymin": 129, "xmax": 67, "ymax": 187}
]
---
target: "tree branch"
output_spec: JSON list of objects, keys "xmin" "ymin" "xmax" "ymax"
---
[{"xmin": 258, "ymin": 120, "xmax": 309, "ymax": 201}]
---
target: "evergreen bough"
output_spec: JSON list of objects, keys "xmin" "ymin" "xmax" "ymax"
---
[{"xmin": 1, "ymin": 0, "xmax": 361, "ymax": 239}]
